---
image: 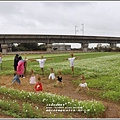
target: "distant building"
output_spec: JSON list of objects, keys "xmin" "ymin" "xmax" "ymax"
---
[{"xmin": 52, "ymin": 44, "xmax": 71, "ymax": 51}]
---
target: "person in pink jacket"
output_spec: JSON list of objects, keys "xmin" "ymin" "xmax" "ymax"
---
[{"xmin": 17, "ymin": 56, "xmax": 25, "ymax": 78}]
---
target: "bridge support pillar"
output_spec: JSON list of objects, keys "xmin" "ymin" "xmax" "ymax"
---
[
  {"xmin": 46, "ymin": 43, "xmax": 52, "ymax": 52},
  {"xmin": 81, "ymin": 43, "xmax": 89, "ymax": 52},
  {"xmin": 7, "ymin": 43, "xmax": 12, "ymax": 52},
  {"xmin": 110, "ymin": 43, "xmax": 116, "ymax": 51},
  {"xmin": 1, "ymin": 44, "xmax": 8, "ymax": 54}
]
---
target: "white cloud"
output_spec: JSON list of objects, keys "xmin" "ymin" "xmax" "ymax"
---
[{"xmin": 0, "ymin": 1, "xmax": 120, "ymax": 48}]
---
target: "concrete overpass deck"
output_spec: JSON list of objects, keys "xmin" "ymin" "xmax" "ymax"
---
[
  {"xmin": 0, "ymin": 34, "xmax": 120, "ymax": 53},
  {"xmin": 0, "ymin": 34, "xmax": 120, "ymax": 44}
]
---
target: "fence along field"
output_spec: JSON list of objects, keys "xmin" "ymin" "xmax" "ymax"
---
[{"xmin": 0, "ymin": 52, "xmax": 120, "ymax": 118}]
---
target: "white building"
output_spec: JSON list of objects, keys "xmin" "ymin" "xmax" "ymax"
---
[{"xmin": 52, "ymin": 44, "xmax": 71, "ymax": 51}]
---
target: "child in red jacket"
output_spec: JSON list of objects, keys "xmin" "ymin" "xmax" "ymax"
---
[{"xmin": 35, "ymin": 74, "xmax": 42, "ymax": 92}]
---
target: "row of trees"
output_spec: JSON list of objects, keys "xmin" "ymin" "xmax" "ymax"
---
[
  {"xmin": 93, "ymin": 46, "xmax": 120, "ymax": 52},
  {"xmin": 12, "ymin": 43, "xmax": 46, "ymax": 51},
  {"xmin": 1, "ymin": 43, "xmax": 120, "ymax": 52}
]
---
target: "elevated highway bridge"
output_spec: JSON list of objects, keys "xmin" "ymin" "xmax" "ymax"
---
[{"xmin": 0, "ymin": 34, "xmax": 120, "ymax": 53}]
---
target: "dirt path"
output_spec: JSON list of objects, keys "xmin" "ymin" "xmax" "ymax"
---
[{"xmin": 0, "ymin": 75, "xmax": 120, "ymax": 118}]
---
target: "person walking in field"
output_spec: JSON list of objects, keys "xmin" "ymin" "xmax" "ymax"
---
[
  {"xmin": 63, "ymin": 53, "xmax": 78, "ymax": 75},
  {"xmin": 75, "ymin": 75, "xmax": 89, "ymax": 92},
  {"xmin": 17, "ymin": 56, "xmax": 26, "ymax": 78},
  {"xmin": 0, "ymin": 52, "xmax": 2, "ymax": 70},
  {"xmin": 13, "ymin": 54, "xmax": 20, "ymax": 75}
]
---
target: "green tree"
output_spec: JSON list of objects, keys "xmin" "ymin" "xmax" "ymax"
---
[
  {"xmin": 38, "ymin": 44, "xmax": 46, "ymax": 51},
  {"xmin": 18, "ymin": 43, "xmax": 39, "ymax": 51}
]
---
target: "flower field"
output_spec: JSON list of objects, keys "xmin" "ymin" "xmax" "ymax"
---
[
  {"xmin": 0, "ymin": 52, "xmax": 120, "ymax": 118},
  {"xmin": 0, "ymin": 86, "xmax": 105, "ymax": 118}
]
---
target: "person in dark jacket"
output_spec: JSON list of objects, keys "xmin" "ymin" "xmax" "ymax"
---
[{"xmin": 14, "ymin": 54, "xmax": 20, "ymax": 76}]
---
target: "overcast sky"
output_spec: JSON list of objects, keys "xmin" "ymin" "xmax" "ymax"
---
[{"xmin": 0, "ymin": 1, "xmax": 120, "ymax": 48}]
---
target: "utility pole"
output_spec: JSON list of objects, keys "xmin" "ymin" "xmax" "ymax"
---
[
  {"xmin": 81, "ymin": 23, "xmax": 84, "ymax": 35},
  {"xmin": 75, "ymin": 25, "xmax": 77, "ymax": 35},
  {"xmin": 75, "ymin": 25, "xmax": 79, "ymax": 35}
]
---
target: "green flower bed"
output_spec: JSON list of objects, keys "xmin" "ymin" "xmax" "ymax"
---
[
  {"xmin": 0, "ymin": 99, "xmax": 41, "ymax": 118},
  {"xmin": 0, "ymin": 86, "xmax": 105, "ymax": 117}
]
